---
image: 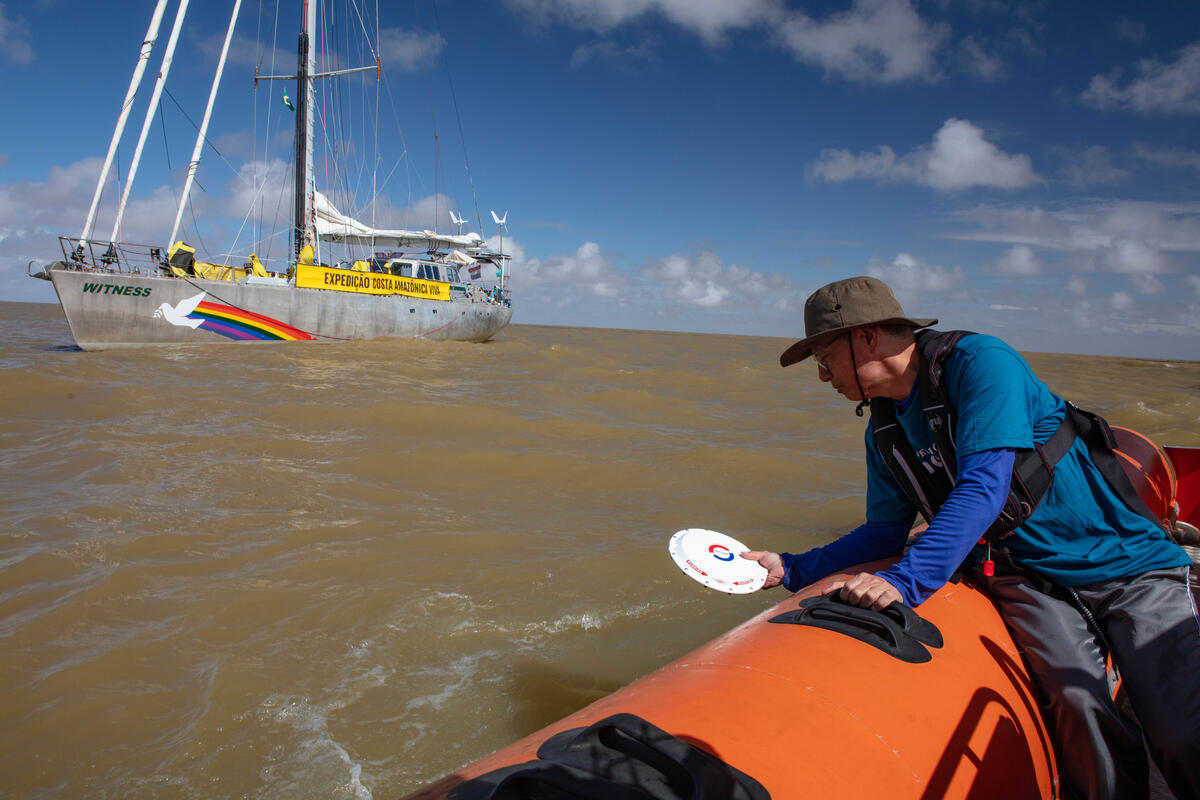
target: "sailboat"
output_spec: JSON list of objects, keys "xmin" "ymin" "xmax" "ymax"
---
[{"xmin": 30, "ymin": 0, "xmax": 512, "ymax": 350}]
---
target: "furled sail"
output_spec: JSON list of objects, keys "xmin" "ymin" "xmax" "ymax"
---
[{"xmin": 314, "ymin": 192, "xmax": 484, "ymax": 250}]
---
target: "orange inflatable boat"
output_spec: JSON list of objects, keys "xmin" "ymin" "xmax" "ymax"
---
[
  {"xmin": 406, "ymin": 443, "xmax": 1198, "ymax": 800},
  {"xmin": 406, "ymin": 565, "xmax": 1060, "ymax": 799}
]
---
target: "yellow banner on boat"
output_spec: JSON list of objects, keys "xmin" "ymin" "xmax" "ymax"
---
[{"xmin": 295, "ymin": 264, "xmax": 451, "ymax": 301}]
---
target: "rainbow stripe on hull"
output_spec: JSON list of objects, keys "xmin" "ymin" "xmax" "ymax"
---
[{"xmin": 188, "ymin": 300, "xmax": 314, "ymax": 341}]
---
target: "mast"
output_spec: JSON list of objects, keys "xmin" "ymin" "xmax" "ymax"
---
[
  {"xmin": 109, "ymin": 0, "xmax": 192, "ymax": 245},
  {"xmin": 170, "ymin": 0, "xmax": 243, "ymax": 247},
  {"xmin": 293, "ymin": 0, "xmax": 317, "ymax": 261},
  {"xmin": 79, "ymin": 0, "xmax": 170, "ymax": 250},
  {"xmin": 253, "ymin": 1, "xmax": 376, "ymax": 261}
]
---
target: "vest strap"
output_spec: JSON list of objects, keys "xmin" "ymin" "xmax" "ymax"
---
[{"xmin": 871, "ymin": 330, "xmax": 1169, "ymax": 542}]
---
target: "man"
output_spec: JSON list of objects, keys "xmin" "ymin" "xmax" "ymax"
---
[{"xmin": 742, "ymin": 276, "xmax": 1199, "ymax": 800}]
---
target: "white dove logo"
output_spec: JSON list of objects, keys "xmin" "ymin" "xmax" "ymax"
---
[{"xmin": 153, "ymin": 292, "xmax": 206, "ymax": 329}]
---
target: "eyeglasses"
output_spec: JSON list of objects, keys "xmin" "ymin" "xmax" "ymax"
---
[{"xmin": 811, "ymin": 336, "xmax": 842, "ymax": 372}]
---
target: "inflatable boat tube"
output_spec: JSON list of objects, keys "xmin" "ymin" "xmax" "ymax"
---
[{"xmin": 405, "ymin": 562, "xmax": 1061, "ymax": 800}]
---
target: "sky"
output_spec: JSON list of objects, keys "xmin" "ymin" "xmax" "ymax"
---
[{"xmin": 2, "ymin": 0, "xmax": 1200, "ymax": 359}]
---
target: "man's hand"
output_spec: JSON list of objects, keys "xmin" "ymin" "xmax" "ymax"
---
[
  {"xmin": 740, "ymin": 550, "xmax": 785, "ymax": 589},
  {"xmin": 824, "ymin": 572, "xmax": 902, "ymax": 610}
]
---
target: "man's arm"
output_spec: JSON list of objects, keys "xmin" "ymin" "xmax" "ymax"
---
[
  {"xmin": 872, "ymin": 448, "xmax": 1015, "ymax": 606},
  {"xmin": 746, "ymin": 449, "xmax": 1016, "ymax": 608},
  {"xmin": 781, "ymin": 518, "xmax": 912, "ymax": 590},
  {"xmin": 741, "ymin": 516, "xmax": 911, "ymax": 591}
]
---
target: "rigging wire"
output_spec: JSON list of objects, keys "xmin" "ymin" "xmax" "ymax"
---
[
  {"xmin": 344, "ymin": 0, "xmax": 378, "ymax": 62},
  {"xmin": 162, "ymin": 87, "xmax": 237, "ymax": 175},
  {"xmin": 252, "ymin": 0, "xmax": 262, "ymax": 258},
  {"xmin": 430, "ymin": 0, "xmax": 484, "ymax": 235},
  {"xmin": 112, "ymin": 152, "xmax": 123, "ymax": 244},
  {"xmin": 229, "ymin": 0, "xmax": 480, "ymax": 268},
  {"xmin": 372, "ymin": 0, "xmax": 380, "ymax": 236},
  {"xmin": 158, "ymin": 103, "xmax": 181, "ymax": 238},
  {"xmin": 413, "ymin": 0, "xmax": 440, "ymax": 232},
  {"xmin": 229, "ymin": 156, "xmax": 292, "ymax": 269},
  {"xmin": 377, "ymin": 71, "xmax": 415, "ymax": 201},
  {"xmin": 156, "ymin": 81, "xmax": 227, "ymax": 256},
  {"xmin": 159, "ymin": 100, "xmax": 213, "ymax": 254},
  {"xmin": 159, "ymin": 104, "xmax": 174, "ymax": 175},
  {"xmin": 187, "ymin": 192, "xmax": 211, "ymax": 256},
  {"xmin": 252, "ymin": 0, "xmax": 284, "ymax": 266}
]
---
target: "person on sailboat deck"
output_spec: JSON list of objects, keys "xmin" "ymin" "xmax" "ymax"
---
[{"xmin": 740, "ymin": 276, "xmax": 1200, "ymax": 800}]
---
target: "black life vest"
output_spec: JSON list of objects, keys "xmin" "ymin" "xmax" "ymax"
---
[{"xmin": 869, "ymin": 330, "xmax": 1166, "ymax": 541}]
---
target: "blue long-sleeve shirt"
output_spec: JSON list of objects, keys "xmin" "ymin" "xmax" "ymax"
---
[{"xmin": 780, "ymin": 448, "xmax": 1014, "ymax": 605}]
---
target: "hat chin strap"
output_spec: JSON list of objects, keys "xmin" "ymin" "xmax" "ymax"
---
[{"xmin": 847, "ymin": 333, "xmax": 869, "ymax": 417}]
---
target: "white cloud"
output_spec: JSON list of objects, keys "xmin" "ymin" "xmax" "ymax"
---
[
  {"xmin": 487, "ymin": 234, "xmax": 524, "ymax": 265},
  {"xmin": 1129, "ymin": 273, "xmax": 1164, "ymax": 294},
  {"xmin": 1055, "ymin": 145, "xmax": 1129, "ymax": 187},
  {"xmin": 505, "ymin": 240, "xmax": 809, "ymax": 333},
  {"xmin": 1105, "ymin": 239, "xmax": 1170, "ymax": 275},
  {"xmin": 519, "ymin": 241, "xmax": 627, "ymax": 298},
  {"xmin": 570, "ymin": 38, "xmax": 657, "ymax": 69},
  {"xmin": 1066, "ymin": 276, "xmax": 1088, "ymax": 295},
  {"xmin": 1111, "ymin": 291, "xmax": 1135, "ymax": 312},
  {"xmin": 110, "ymin": 185, "xmax": 184, "ymax": 244},
  {"xmin": 510, "ymin": 0, "xmax": 948, "ymax": 84},
  {"xmin": 639, "ymin": 249, "xmax": 798, "ymax": 310},
  {"xmin": 379, "ymin": 28, "xmax": 446, "ymax": 72},
  {"xmin": 771, "ymin": 0, "xmax": 948, "ymax": 83},
  {"xmin": 958, "ymin": 34, "xmax": 1006, "ymax": 81},
  {"xmin": 923, "ymin": 120, "xmax": 1039, "ymax": 190},
  {"xmin": 208, "ymin": 27, "xmax": 442, "ymax": 73},
  {"xmin": 994, "ymin": 244, "xmax": 1040, "ymax": 276},
  {"xmin": 642, "ymin": 252, "xmax": 728, "ymax": 307},
  {"xmin": 809, "ymin": 145, "xmax": 906, "ymax": 183},
  {"xmin": 1081, "ymin": 40, "xmax": 1200, "ymax": 115},
  {"xmin": 227, "ymin": 158, "xmax": 290, "ymax": 224},
  {"xmin": 948, "ymin": 200, "xmax": 1200, "ymax": 259},
  {"xmin": 1115, "ymin": 18, "xmax": 1146, "ymax": 44},
  {"xmin": 0, "ymin": 158, "xmax": 103, "ymax": 234},
  {"xmin": 866, "ymin": 252, "xmax": 964, "ymax": 292},
  {"xmin": 200, "ymin": 33, "xmax": 285, "ymax": 68},
  {"xmin": 0, "ymin": 160, "xmax": 183, "ymax": 298},
  {"xmin": 810, "ymin": 118, "xmax": 1040, "ymax": 191},
  {"xmin": 1186, "ymin": 274, "xmax": 1200, "ymax": 295},
  {"xmin": 0, "ymin": 156, "xmax": 275, "ymax": 269},
  {"xmin": 1134, "ymin": 143, "xmax": 1200, "ymax": 172},
  {"xmin": 0, "ymin": 4, "xmax": 33, "ymax": 64},
  {"xmin": 506, "ymin": 0, "xmax": 773, "ymax": 43}
]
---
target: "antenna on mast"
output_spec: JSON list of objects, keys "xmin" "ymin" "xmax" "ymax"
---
[{"xmin": 490, "ymin": 210, "xmax": 508, "ymax": 288}]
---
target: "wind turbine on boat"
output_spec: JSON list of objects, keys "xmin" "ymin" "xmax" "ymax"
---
[
  {"xmin": 449, "ymin": 211, "xmax": 467, "ymax": 235},
  {"xmin": 490, "ymin": 210, "xmax": 508, "ymax": 286}
]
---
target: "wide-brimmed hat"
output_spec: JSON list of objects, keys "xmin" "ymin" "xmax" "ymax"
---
[{"xmin": 779, "ymin": 276, "xmax": 937, "ymax": 367}]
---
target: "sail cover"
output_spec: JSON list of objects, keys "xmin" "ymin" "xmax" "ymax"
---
[{"xmin": 314, "ymin": 192, "xmax": 484, "ymax": 250}]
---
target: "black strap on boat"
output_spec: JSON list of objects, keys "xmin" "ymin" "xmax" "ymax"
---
[
  {"xmin": 448, "ymin": 713, "xmax": 770, "ymax": 800},
  {"xmin": 1056, "ymin": 402, "xmax": 1171, "ymax": 535},
  {"xmin": 769, "ymin": 594, "xmax": 943, "ymax": 664},
  {"xmin": 450, "ymin": 762, "xmax": 658, "ymax": 800}
]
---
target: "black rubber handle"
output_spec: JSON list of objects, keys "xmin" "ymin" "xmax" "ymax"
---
[{"xmin": 768, "ymin": 593, "xmax": 942, "ymax": 663}]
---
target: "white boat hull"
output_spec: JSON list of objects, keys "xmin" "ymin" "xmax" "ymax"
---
[{"xmin": 48, "ymin": 268, "xmax": 512, "ymax": 350}]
